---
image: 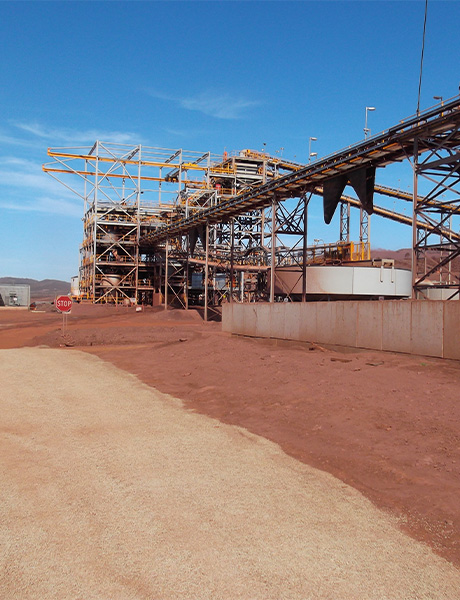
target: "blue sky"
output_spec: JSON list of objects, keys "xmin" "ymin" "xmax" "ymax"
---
[{"xmin": 1, "ymin": 0, "xmax": 459, "ymax": 281}]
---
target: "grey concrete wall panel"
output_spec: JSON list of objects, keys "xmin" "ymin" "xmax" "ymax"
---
[
  {"xmin": 333, "ymin": 301, "xmax": 359, "ymax": 347},
  {"xmin": 410, "ymin": 301, "xmax": 443, "ymax": 358},
  {"xmin": 382, "ymin": 301, "xmax": 412, "ymax": 354},
  {"xmin": 315, "ymin": 302, "xmax": 338, "ymax": 345},
  {"xmin": 270, "ymin": 303, "xmax": 287, "ymax": 340},
  {"xmin": 284, "ymin": 302, "xmax": 303, "ymax": 341},
  {"xmin": 221, "ymin": 303, "xmax": 231, "ymax": 332},
  {"xmin": 357, "ymin": 302, "xmax": 383, "ymax": 350},
  {"xmin": 242, "ymin": 304, "xmax": 258, "ymax": 337},
  {"xmin": 254, "ymin": 303, "xmax": 272, "ymax": 339},
  {"xmin": 443, "ymin": 302, "xmax": 460, "ymax": 360},
  {"xmin": 223, "ymin": 300, "xmax": 458, "ymax": 361},
  {"xmin": 298, "ymin": 303, "xmax": 317, "ymax": 342}
]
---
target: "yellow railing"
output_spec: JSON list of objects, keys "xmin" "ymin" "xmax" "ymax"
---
[{"xmin": 349, "ymin": 242, "xmax": 371, "ymax": 261}]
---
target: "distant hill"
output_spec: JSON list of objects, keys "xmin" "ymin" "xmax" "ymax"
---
[
  {"xmin": 0, "ymin": 278, "xmax": 70, "ymax": 301},
  {"xmin": 371, "ymin": 248, "xmax": 460, "ymax": 277},
  {"xmin": 371, "ymin": 248, "xmax": 412, "ymax": 270}
]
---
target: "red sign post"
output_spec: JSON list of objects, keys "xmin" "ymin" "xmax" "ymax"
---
[
  {"xmin": 55, "ymin": 295, "xmax": 72, "ymax": 313},
  {"xmin": 55, "ymin": 296, "xmax": 72, "ymax": 338}
]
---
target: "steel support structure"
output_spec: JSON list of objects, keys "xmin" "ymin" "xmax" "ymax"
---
[
  {"xmin": 269, "ymin": 198, "xmax": 277, "ymax": 303},
  {"xmin": 411, "ymin": 122, "xmax": 460, "ymax": 299},
  {"xmin": 359, "ymin": 207, "xmax": 370, "ymax": 247},
  {"xmin": 43, "ymin": 97, "xmax": 460, "ymax": 307},
  {"xmin": 340, "ymin": 201, "xmax": 350, "ymax": 242},
  {"xmin": 43, "ymin": 142, "xmax": 223, "ymax": 304}
]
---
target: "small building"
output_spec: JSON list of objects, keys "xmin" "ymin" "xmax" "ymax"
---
[{"xmin": 0, "ymin": 284, "xmax": 31, "ymax": 307}]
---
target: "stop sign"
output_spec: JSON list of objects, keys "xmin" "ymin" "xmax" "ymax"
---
[{"xmin": 55, "ymin": 295, "xmax": 72, "ymax": 313}]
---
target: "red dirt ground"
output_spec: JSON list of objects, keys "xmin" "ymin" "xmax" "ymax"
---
[{"xmin": 2, "ymin": 304, "xmax": 460, "ymax": 568}]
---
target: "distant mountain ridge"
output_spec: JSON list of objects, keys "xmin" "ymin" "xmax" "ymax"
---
[
  {"xmin": 0, "ymin": 278, "xmax": 70, "ymax": 300},
  {"xmin": 370, "ymin": 248, "xmax": 412, "ymax": 270}
]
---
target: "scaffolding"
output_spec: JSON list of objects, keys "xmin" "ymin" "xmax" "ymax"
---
[
  {"xmin": 43, "ymin": 95, "xmax": 460, "ymax": 310},
  {"xmin": 45, "ymin": 142, "xmax": 220, "ymax": 303},
  {"xmin": 44, "ymin": 144, "xmax": 299, "ymax": 304}
]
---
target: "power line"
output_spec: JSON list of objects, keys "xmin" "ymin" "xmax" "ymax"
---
[{"xmin": 417, "ymin": 0, "xmax": 429, "ymax": 116}]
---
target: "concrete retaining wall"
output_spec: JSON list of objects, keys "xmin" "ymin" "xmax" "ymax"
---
[{"xmin": 222, "ymin": 300, "xmax": 460, "ymax": 360}]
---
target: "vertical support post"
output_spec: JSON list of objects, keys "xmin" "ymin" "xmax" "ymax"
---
[
  {"xmin": 82, "ymin": 158, "xmax": 88, "ymax": 301},
  {"xmin": 260, "ymin": 208, "xmax": 265, "ymax": 248},
  {"xmin": 411, "ymin": 138, "xmax": 419, "ymax": 299},
  {"xmin": 448, "ymin": 215, "xmax": 453, "ymax": 285},
  {"xmin": 359, "ymin": 207, "xmax": 371, "ymax": 260},
  {"xmin": 158, "ymin": 166, "xmax": 162, "ymax": 205},
  {"xmin": 204, "ymin": 222, "xmax": 209, "ymax": 321},
  {"xmin": 135, "ymin": 145, "xmax": 141, "ymax": 305},
  {"xmin": 185, "ymin": 235, "xmax": 189, "ymax": 310},
  {"xmin": 302, "ymin": 194, "xmax": 308, "ymax": 302},
  {"xmin": 164, "ymin": 237, "xmax": 169, "ymax": 310},
  {"xmin": 367, "ymin": 214, "xmax": 371, "ymax": 259},
  {"xmin": 270, "ymin": 196, "xmax": 277, "ymax": 303},
  {"xmin": 230, "ymin": 218, "xmax": 234, "ymax": 303},
  {"xmin": 93, "ymin": 142, "xmax": 99, "ymax": 302},
  {"xmin": 340, "ymin": 201, "xmax": 350, "ymax": 242},
  {"xmin": 347, "ymin": 203, "xmax": 350, "ymax": 243}
]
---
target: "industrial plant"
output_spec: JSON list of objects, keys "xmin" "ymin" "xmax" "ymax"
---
[{"xmin": 43, "ymin": 97, "xmax": 460, "ymax": 316}]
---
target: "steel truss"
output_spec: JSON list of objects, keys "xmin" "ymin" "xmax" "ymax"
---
[
  {"xmin": 43, "ymin": 97, "xmax": 460, "ymax": 311},
  {"xmin": 44, "ymin": 142, "xmax": 222, "ymax": 303},
  {"xmin": 412, "ymin": 121, "xmax": 460, "ymax": 299},
  {"xmin": 163, "ymin": 211, "xmax": 269, "ymax": 309}
]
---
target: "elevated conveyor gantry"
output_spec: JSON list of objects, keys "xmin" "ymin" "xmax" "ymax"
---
[
  {"xmin": 140, "ymin": 97, "xmax": 460, "ymax": 299},
  {"xmin": 141, "ymin": 97, "xmax": 460, "ymax": 241}
]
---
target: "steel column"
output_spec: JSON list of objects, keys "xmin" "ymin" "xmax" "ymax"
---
[
  {"xmin": 164, "ymin": 238, "xmax": 169, "ymax": 310},
  {"xmin": 230, "ymin": 218, "xmax": 234, "ymax": 303},
  {"xmin": 204, "ymin": 222, "xmax": 209, "ymax": 321},
  {"xmin": 411, "ymin": 138, "xmax": 419, "ymax": 299},
  {"xmin": 270, "ymin": 197, "xmax": 277, "ymax": 303},
  {"xmin": 302, "ymin": 195, "xmax": 308, "ymax": 302}
]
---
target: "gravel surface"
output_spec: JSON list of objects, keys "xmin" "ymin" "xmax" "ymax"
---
[{"xmin": 1, "ymin": 347, "xmax": 460, "ymax": 599}]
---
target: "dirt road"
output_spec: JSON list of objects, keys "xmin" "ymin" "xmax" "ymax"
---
[{"xmin": 2, "ymin": 346, "xmax": 460, "ymax": 599}]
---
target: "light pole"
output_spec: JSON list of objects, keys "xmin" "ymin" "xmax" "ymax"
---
[
  {"xmin": 308, "ymin": 137, "xmax": 317, "ymax": 163},
  {"xmin": 364, "ymin": 106, "xmax": 375, "ymax": 139},
  {"xmin": 434, "ymin": 95, "xmax": 443, "ymax": 106}
]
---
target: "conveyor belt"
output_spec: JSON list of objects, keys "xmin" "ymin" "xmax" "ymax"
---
[{"xmin": 141, "ymin": 97, "xmax": 460, "ymax": 245}]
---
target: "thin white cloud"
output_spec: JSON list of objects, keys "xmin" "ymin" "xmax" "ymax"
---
[
  {"xmin": 181, "ymin": 93, "xmax": 260, "ymax": 120},
  {"xmin": 0, "ymin": 132, "xmax": 43, "ymax": 149},
  {"xmin": 0, "ymin": 157, "xmax": 75, "ymax": 198},
  {"xmin": 148, "ymin": 89, "xmax": 261, "ymax": 120},
  {"xmin": 0, "ymin": 155, "xmax": 82, "ymax": 217},
  {"xmin": 12, "ymin": 122, "xmax": 143, "ymax": 145},
  {"xmin": 163, "ymin": 126, "xmax": 208, "ymax": 138},
  {"xmin": 0, "ymin": 196, "xmax": 82, "ymax": 218}
]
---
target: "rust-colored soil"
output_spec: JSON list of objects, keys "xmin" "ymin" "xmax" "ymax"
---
[{"xmin": 2, "ymin": 304, "xmax": 460, "ymax": 568}]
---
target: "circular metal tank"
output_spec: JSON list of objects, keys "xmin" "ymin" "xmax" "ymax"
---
[{"xmin": 274, "ymin": 265, "xmax": 412, "ymax": 299}]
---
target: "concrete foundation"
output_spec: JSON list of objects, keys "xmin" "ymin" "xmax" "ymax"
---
[{"xmin": 222, "ymin": 300, "xmax": 460, "ymax": 360}]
